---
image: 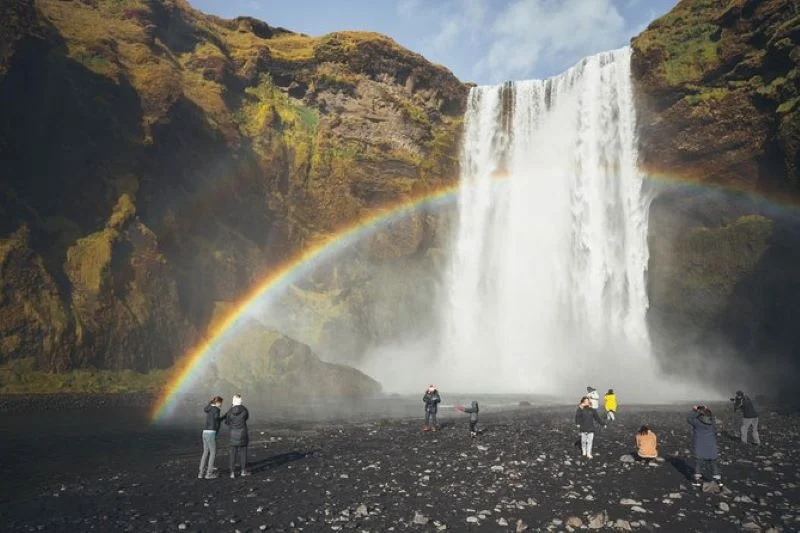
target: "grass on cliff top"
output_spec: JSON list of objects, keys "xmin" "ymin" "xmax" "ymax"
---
[
  {"xmin": 0, "ymin": 358, "xmax": 170, "ymax": 394},
  {"xmin": 634, "ymin": 0, "xmax": 726, "ymax": 86}
]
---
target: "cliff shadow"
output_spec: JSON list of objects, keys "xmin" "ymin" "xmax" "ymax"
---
[{"xmin": 0, "ymin": 18, "xmax": 145, "ymax": 302}]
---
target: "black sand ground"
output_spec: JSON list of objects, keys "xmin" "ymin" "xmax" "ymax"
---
[{"xmin": 1, "ymin": 397, "xmax": 798, "ymax": 532}]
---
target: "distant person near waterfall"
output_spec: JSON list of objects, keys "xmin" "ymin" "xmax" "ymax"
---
[
  {"xmin": 576, "ymin": 396, "xmax": 606, "ymax": 459},
  {"xmin": 423, "ymin": 385, "xmax": 441, "ymax": 432},
  {"xmin": 687, "ymin": 405, "xmax": 722, "ymax": 487},
  {"xmin": 225, "ymin": 394, "xmax": 251, "ymax": 478},
  {"xmin": 586, "ymin": 386, "xmax": 600, "ymax": 410},
  {"xmin": 199, "ymin": 395, "xmax": 225, "ymax": 479},
  {"xmin": 604, "ymin": 389, "xmax": 617, "ymax": 422},
  {"xmin": 732, "ymin": 390, "xmax": 761, "ymax": 446},
  {"xmin": 456, "ymin": 400, "xmax": 480, "ymax": 438}
]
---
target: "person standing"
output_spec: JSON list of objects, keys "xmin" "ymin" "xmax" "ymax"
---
[
  {"xmin": 225, "ymin": 394, "xmax": 250, "ymax": 478},
  {"xmin": 731, "ymin": 391, "xmax": 744, "ymax": 438},
  {"xmin": 456, "ymin": 400, "xmax": 480, "ymax": 437},
  {"xmin": 604, "ymin": 389, "xmax": 617, "ymax": 422},
  {"xmin": 575, "ymin": 396, "xmax": 606, "ymax": 459},
  {"xmin": 736, "ymin": 391, "xmax": 761, "ymax": 446},
  {"xmin": 687, "ymin": 405, "xmax": 722, "ymax": 487},
  {"xmin": 586, "ymin": 387, "xmax": 600, "ymax": 410},
  {"xmin": 199, "ymin": 396, "xmax": 225, "ymax": 479},
  {"xmin": 423, "ymin": 385, "xmax": 441, "ymax": 432}
]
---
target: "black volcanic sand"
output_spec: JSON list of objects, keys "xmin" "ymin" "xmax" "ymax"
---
[{"xmin": 2, "ymin": 398, "xmax": 799, "ymax": 532}]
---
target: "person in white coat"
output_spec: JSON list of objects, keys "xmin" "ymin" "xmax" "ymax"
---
[{"xmin": 586, "ymin": 386, "xmax": 600, "ymax": 410}]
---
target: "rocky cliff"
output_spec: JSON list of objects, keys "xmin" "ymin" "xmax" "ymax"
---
[
  {"xmin": 0, "ymin": 0, "xmax": 466, "ymax": 385},
  {"xmin": 631, "ymin": 0, "xmax": 800, "ymax": 391}
]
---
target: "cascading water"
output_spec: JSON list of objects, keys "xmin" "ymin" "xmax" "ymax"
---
[{"xmin": 439, "ymin": 47, "xmax": 655, "ymax": 394}]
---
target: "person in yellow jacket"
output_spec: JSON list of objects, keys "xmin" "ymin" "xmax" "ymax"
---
[{"xmin": 604, "ymin": 389, "xmax": 617, "ymax": 422}]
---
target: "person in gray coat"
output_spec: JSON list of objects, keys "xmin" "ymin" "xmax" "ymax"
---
[
  {"xmin": 687, "ymin": 405, "xmax": 722, "ymax": 486},
  {"xmin": 225, "ymin": 394, "xmax": 250, "ymax": 478},
  {"xmin": 457, "ymin": 400, "xmax": 480, "ymax": 437}
]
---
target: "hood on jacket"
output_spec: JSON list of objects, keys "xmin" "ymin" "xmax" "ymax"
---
[
  {"xmin": 204, "ymin": 404, "xmax": 215, "ymax": 413},
  {"xmin": 697, "ymin": 412, "xmax": 715, "ymax": 425}
]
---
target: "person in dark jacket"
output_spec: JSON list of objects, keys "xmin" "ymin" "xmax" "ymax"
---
[
  {"xmin": 456, "ymin": 400, "xmax": 480, "ymax": 437},
  {"xmin": 733, "ymin": 391, "xmax": 761, "ymax": 445},
  {"xmin": 225, "ymin": 394, "xmax": 250, "ymax": 478},
  {"xmin": 575, "ymin": 396, "xmax": 606, "ymax": 459},
  {"xmin": 687, "ymin": 405, "xmax": 722, "ymax": 486},
  {"xmin": 423, "ymin": 385, "xmax": 441, "ymax": 432},
  {"xmin": 199, "ymin": 396, "xmax": 225, "ymax": 479}
]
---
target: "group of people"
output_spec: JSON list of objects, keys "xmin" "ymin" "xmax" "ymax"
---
[
  {"xmin": 198, "ymin": 386, "xmax": 762, "ymax": 487},
  {"xmin": 198, "ymin": 394, "xmax": 251, "ymax": 479},
  {"xmin": 573, "ymin": 385, "xmax": 762, "ymax": 487}
]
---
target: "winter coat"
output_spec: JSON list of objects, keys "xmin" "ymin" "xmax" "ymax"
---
[
  {"xmin": 225, "ymin": 405, "xmax": 250, "ymax": 447},
  {"xmin": 636, "ymin": 430, "xmax": 658, "ymax": 458},
  {"xmin": 736, "ymin": 395, "xmax": 759, "ymax": 418},
  {"xmin": 687, "ymin": 411, "xmax": 718, "ymax": 459},
  {"xmin": 463, "ymin": 401, "xmax": 479, "ymax": 422},
  {"xmin": 423, "ymin": 390, "xmax": 441, "ymax": 413},
  {"xmin": 586, "ymin": 389, "xmax": 600, "ymax": 409},
  {"xmin": 575, "ymin": 405, "xmax": 604, "ymax": 432},
  {"xmin": 203, "ymin": 404, "xmax": 225, "ymax": 431},
  {"xmin": 604, "ymin": 393, "xmax": 617, "ymax": 412}
]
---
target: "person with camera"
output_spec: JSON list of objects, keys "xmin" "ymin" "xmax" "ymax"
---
[
  {"xmin": 731, "ymin": 390, "xmax": 760, "ymax": 445},
  {"xmin": 687, "ymin": 405, "xmax": 722, "ymax": 487}
]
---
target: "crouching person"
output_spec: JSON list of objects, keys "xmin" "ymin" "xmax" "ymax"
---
[{"xmin": 635, "ymin": 425, "xmax": 658, "ymax": 463}]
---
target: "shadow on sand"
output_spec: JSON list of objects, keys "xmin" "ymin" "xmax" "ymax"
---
[
  {"xmin": 248, "ymin": 451, "xmax": 316, "ymax": 474},
  {"xmin": 666, "ymin": 455, "xmax": 693, "ymax": 480}
]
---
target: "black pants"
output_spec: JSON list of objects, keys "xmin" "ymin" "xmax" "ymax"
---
[
  {"xmin": 230, "ymin": 446, "xmax": 248, "ymax": 472},
  {"xmin": 425, "ymin": 411, "xmax": 437, "ymax": 427},
  {"xmin": 469, "ymin": 420, "xmax": 477, "ymax": 433}
]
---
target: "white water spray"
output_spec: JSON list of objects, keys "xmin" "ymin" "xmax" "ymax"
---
[{"xmin": 437, "ymin": 48, "xmax": 661, "ymax": 396}]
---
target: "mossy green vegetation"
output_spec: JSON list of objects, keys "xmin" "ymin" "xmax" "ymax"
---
[
  {"xmin": 673, "ymin": 215, "xmax": 773, "ymax": 289},
  {"xmin": 0, "ymin": 358, "xmax": 170, "ymax": 393}
]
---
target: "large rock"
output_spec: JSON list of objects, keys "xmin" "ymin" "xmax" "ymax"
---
[{"xmin": 200, "ymin": 320, "xmax": 381, "ymax": 397}]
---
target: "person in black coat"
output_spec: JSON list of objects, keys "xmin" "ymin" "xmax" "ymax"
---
[
  {"xmin": 423, "ymin": 385, "xmax": 441, "ymax": 432},
  {"xmin": 575, "ymin": 396, "xmax": 605, "ymax": 459},
  {"xmin": 225, "ymin": 394, "xmax": 250, "ymax": 478},
  {"xmin": 687, "ymin": 405, "xmax": 722, "ymax": 486},
  {"xmin": 199, "ymin": 396, "xmax": 225, "ymax": 479}
]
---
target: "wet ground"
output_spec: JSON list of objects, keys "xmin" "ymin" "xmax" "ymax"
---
[{"xmin": 1, "ymin": 396, "xmax": 798, "ymax": 532}]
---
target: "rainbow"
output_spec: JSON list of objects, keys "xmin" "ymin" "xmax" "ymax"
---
[
  {"xmin": 150, "ymin": 182, "xmax": 464, "ymax": 421},
  {"xmin": 150, "ymin": 168, "xmax": 800, "ymax": 422}
]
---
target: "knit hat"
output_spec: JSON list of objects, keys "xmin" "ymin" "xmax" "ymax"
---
[{"xmin": 232, "ymin": 394, "xmax": 243, "ymax": 406}]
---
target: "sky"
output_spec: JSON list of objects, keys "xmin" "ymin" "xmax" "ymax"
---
[{"xmin": 188, "ymin": 0, "xmax": 679, "ymax": 85}]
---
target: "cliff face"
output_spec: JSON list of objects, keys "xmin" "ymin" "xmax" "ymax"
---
[
  {"xmin": 0, "ymin": 0, "xmax": 467, "ymax": 375},
  {"xmin": 631, "ymin": 0, "xmax": 800, "ymax": 390}
]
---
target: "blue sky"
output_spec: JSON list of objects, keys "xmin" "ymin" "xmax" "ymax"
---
[{"xmin": 188, "ymin": 0, "xmax": 678, "ymax": 85}]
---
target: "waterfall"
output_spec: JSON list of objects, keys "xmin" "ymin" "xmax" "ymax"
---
[{"xmin": 439, "ymin": 47, "xmax": 653, "ymax": 393}]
